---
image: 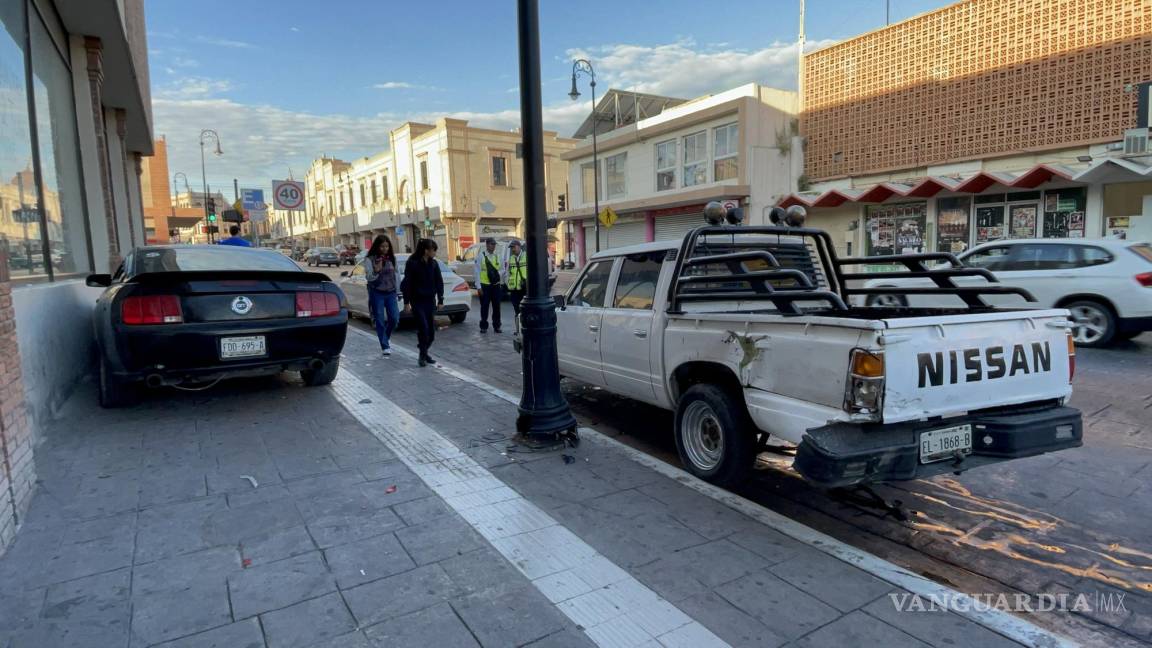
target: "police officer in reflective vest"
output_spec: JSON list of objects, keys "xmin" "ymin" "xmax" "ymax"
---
[
  {"xmin": 474, "ymin": 238, "xmax": 503, "ymax": 333},
  {"xmin": 504, "ymin": 240, "xmax": 527, "ymax": 334}
]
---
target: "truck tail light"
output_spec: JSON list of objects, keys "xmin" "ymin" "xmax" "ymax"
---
[
  {"xmin": 1135, "ymin": 272, "xmax": 1152, "ymax": 287},
  {"xmin": 844, "ymin": 349, "xmax": 884, "ymax": 418},
  {"xmin": 452, "ymin": 282, "xmax": 470, "ymax": 292},
  {"xmin": 296, "ymin": 292, "xmax": 340, "ymax": 317},
  {"xmin": 1067, "ymin": 333, "xmax": 1076, "ymax": 382},
  {"xmin": 121, "ymin": 295, "xmax": 183, "ymax": 325}
]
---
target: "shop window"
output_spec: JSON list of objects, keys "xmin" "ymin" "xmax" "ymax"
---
[
  {"xmin": 1042, "ymin": 188, "xmax": 1086, "ymax": 238},
  {"xmin": 1008, "ymin": 204, "xmax": 1038, "ymax": 238},
  {"xmin": 682, "ymin": 131, "xmax": 707, "ymax": 187},
  {"xmin": 936, "ymin": 196, "xmax": 971, "ymax": 254},
  {"xmin": 713, "ymin": 123, "xmax": 739, "ymax": 181},
  {"xmin": 605, "ymin": 152, "xmax": 626, "ymax": 199},
  {"xmin": 865, "ymin": 202, "xmax": 927, "ymax": 256},
  {"xmin": 655, "ymin": 140, "xmax": 676, "ymax": 191}
]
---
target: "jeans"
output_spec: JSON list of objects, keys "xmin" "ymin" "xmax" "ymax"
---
[
  {"xmin": 479, "ymin": 283, "xmax": 503, "ymax": 331},
  {"xmin": 367, "ymin": 289, "xmax": 399, "ymax": 350},
  {"xmin": 411, "ymin": 297, "xmax": 437, "ymax": 355}
]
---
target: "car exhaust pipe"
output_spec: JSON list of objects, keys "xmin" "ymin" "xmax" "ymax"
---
[
  {"xmin": 145, "ymin": 374, "xmax": 164, "ymax": 388},
  {"xmin": 308, "ymin": 359, "xmax": 325, "ymax": 371}
]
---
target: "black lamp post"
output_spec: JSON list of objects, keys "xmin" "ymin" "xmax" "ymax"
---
[
  {"xmin": 199, "ymin": 129, "xmax": 222, "ymax": 243},
  {"xmin": 569, "ymin": 58, "xmax": 600, "ymax": 254},
  {"xmin": 514, "ymin": 0, "xmax": 578, "ymax": 445},
  {"xmin": 172, "ymin": 171, "xmax": 189, "ymax": 242}
]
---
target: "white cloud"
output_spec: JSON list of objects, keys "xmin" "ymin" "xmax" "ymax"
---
[
  {"xmin": 192, "ymin": 35, "xmax": 257, "ymax": 49},
  {"xmin": 171, "ymin": 56, "xmax": 199, "ymax": 69},
  {"xmin": 372, "ymin": 82, "xmax": 416, "ymax": 90},
  {"xmin": 290, "ymin": 26, "xmax": 300, "ymax": 32},
  {"xmin": 155, "ymin": 77, "xmax": 234, "ymax": 100}
]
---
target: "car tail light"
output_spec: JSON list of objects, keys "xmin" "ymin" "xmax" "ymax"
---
[
  {"xmin": 121, "ymin": 295, "xmax": 183, "ymax": 325},
  {"xmin": 452, "ymin": 282, "xmax": 470, "ymax": 292},
  {"xmin": 844, "ymin": 349, "xmax": 884, "ymax": 418},
  {"xmin": 296, "ymin": 292, "xmax": 340, "ymax": 317},
  {"xmin": 1135, "ymin": 272, "xmax": 1152, "ymax": 287},
  {"xmin": 1067, "ymin": 333, "xmax": 1076, "ymax": 382}
]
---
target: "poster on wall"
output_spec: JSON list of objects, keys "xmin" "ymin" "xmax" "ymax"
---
[
  {"xmin": 1009, "ymin": 205, "xmax": 1038, "ymax": 238},
  {"xmin": 1042, "ymin": 188, "xmax": 1087, "ymax": 238},
  {"xmin": 1107, "ymin": 216, "xmax": 1131, "ymax": 239},
  {"xmin": 936, "ymin": 197, "xmax": 971, "ymax": 254},
  {"xmin": 975, "ymin": 206, "xmax": 1006, "ymax": 243},
  {"xmin": 866, "ymin": 203, "xmax": 927, "ymax": 258}
]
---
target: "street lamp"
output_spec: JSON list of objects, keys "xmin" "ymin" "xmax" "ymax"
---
[
  {"xmin": 515, "ymin": 0, "xmax": 578, "ymax": 445},
  {"xmin": 172, "ymin": 171, "xmax": 189, "ymax": 243},
  {"xmin": 199, "ymin": 129, "xmax": 223, "ymax": 242},
  {"xmin": 569, "ymin": 58, "xmax": 600, "ymax": 254}
]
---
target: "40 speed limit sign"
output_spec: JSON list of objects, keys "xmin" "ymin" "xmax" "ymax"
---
[{"xmin": 272, "ymin": 180, "xmax": 305, "ymax": 211}]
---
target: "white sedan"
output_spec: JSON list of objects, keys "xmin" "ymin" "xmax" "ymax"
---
[
  {"xmin": 339, "ymin": 254, "xmax": 472, "ymax": 324},
  {"xmin": 860, "ymin": 238, "xmax": 1152, "ymax": 347}
]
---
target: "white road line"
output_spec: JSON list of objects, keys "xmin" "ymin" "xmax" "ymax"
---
[
  {"xmin": 344, "ymin": 327, "xmax": 1075, "ymax": 648},
  {"xmin": 330, "ymin": 366, "xmax": 728, "ymax": 648}
]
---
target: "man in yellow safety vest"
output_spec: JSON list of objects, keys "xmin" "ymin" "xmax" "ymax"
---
[
  {"xmin": 504, "ymin": 240, "xmax": 528, "ymax": 333},
  {"xmin": 474, "ymin": 238, "xmax": 503, "ymax": 333}
]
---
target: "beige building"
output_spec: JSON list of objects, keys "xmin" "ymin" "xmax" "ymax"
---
[{"xmin": 279, "ymin": 118, "xmax": 577, "ymax": 258}]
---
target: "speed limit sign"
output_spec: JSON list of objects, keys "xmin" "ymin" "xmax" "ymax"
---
[{"xmin": 272, "ymin": 180, "xmax": 305, "ymax": 211}]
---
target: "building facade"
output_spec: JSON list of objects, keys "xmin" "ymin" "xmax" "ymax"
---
[
  {"xmin": 279, "ymin": 119, "xmax": 577, "ymax": 259},
  {"xmin": 560, "ymin": 84, "xmax": 801, "ymax": 265},
  {"xmin": 0, "ymin": 0, "xmax": 153, "ymax": 553},
  {"xmin": 782, "ymin": 0, "xmax": 1152, "ymax": 257}
]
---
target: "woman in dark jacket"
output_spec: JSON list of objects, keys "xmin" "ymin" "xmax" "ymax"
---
[
  {"xmin": 362, "ymin": 235, "xmax": 399, "ymax": 356},
  {"xmin": 401, "ymin": 238, "xmax": 444, "ymax": 367}
]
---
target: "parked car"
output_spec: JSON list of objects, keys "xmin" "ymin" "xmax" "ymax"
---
[
  {"xmin": 298, "ymin": 247, "xmax": 317, "ymax": 262},
  {"xmin": 452, "ymin": 240, "xmax": 558, "ymax": 290},
  {"xmin": 277, "ymin": 248, "xmax": 294, "ymax": 257},
  {"xmin": 553, "ymin": 215, "xmax": 1082, "ymax": 488},
  {"xmin": 860, "ymin": 239, "xmax": 1152, "ymax": 347},
  {"xmin": 306, "ymin": 247, "xmax": 341, "ymax": 267},
  {"xmin": 339, "ymin": 246, "xmax": 361, "ymax": 265},
  {"xmin": 86, "ymin": 245, "xmax": 348, "ymax": 407},
  {"xmin": 339, "ymin": 254, "xmax": 471, "ymax": 324}
]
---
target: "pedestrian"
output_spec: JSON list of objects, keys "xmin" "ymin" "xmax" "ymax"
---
[
  {"xmin": 361, "ymin": 234, "xmax": 399, "ymax": 357},
  {"xmin": 401, "ymin": 238, "xmax": 444, "ymax": 367},
  {"xmin": 217, "ymin": 225, "xmax": 252, "ymax": 247},
  {"xmin": 504, "ymin": 240, "xmax": 527, "ymax": 334},
  {"xmin": 475, "ymin": 238, "xmax": 504, "ymax": 333}
]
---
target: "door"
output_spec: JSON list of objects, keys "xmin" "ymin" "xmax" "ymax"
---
[
  {"xmin": 557, "ymin": 259, "xmax": 616, "ymax": 386},
  {"xmin": 599, "ymin": 253, "xmax": 663, "ymax": 403},
  {"xmin": 342, "ymin": 263, "xmax": 369, "ymax": 315},
  {"xmin": 994, "ymin": 243, "xmax": 1083, "ymax": 307}
]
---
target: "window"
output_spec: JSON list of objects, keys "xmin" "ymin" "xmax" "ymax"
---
[
  {"xmin": 655, "ymin": 140, "xmax": 676, "ymax": 191},
  {"xmin": 570, "ymin": 260, "xmax": 613, "ymax": 308},
  {"xmin": 359, "ymin": 183, "xmax": 365, "ymax": 207},
  {"xmin": 581, "ymin": 162, "xmax": 598, "ymax": 204},
  {"xmin": 338, "ymin": 192, "xmax": 344, "ymax": 212},
  {"xmin": 683, "ymin": 131, "xmax": 707, "ymax": 187},
  {"xmin": 1079, "ymin": 246, "xmax": 1113, "ymax": 267},
  {"xmin": 612, "ymin": 254, "xmax": 662, "ymax": 310},
  {"xmin": 962, "ymin": 245, "xmax": 1012, "ymax": 271},
  {"xmin": 381, "ymin": 174, "xmax": 389, "ymax": 199},
  {"xmin": 713, "ymin": 123, "xmax": 739, "ymax": 181},
  {"xmin": 133, "ymin": 247, "xmax": 300, "ymax": 275},
  {"xmin": 605, "ymin": 153, "xmax": 626, "ymax": 199},
  {"xmin": 370, "ymin": 180, "xmax": 377, "ymax": 204},
  {"xmin": 1008, "ymin": 244, "xmax": 1078, "ymax": 270},
  {"xmin": 491, "ymin": 156, "xmax": 508, "ymax": 187},
  {"xmin": 419, "ymin": 159, "xmax": 429, "ymax": 191}
]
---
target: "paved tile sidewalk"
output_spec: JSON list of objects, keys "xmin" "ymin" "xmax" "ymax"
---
[{"xmin": 0, "ymin": 329, "xmax": 1072, "ymax": 647}]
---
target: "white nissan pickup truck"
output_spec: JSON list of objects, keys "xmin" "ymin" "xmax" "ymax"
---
[{"xmin": 554, "ymin": 207, "xmax": 1083, "ymax": 488}]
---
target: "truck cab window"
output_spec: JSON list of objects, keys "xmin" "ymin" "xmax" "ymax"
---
[
  {"xmin": 613, "ymin": 254, "xmax": 662, "ymax": 310},
  {"xmin": 570, "ymin": 260, "xmax": 613, "ymax": 307}
]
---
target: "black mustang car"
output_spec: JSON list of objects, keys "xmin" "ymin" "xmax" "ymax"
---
[{"xmin": 87, "ymin": 246, "xmax": 348, "ymax": 407}]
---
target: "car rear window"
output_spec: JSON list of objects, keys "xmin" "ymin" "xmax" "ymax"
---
[
  {"xmin": 134, "ymin": 247, "xmax": 302, "ymax": 274},
  {"xmin": 317, "ymin": 247, "xmax": 337, "ymax": 253},
  {"xmin": 1129, "ymin": 244, "xmax": 1152, "ymax": 264}
]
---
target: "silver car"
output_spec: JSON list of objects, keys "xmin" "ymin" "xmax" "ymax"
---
[{"xmin": 451, "ymin": 239, "xmax": 557, "ymax": 290}]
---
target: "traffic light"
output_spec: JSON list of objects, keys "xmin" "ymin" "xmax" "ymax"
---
[
  {"xmin": 557, "ymin": 193, "xmax": 566, "ymax": 212},
  {"xmin": 207, "ymin": 197, "xmax": 217, "ymax": 218}
]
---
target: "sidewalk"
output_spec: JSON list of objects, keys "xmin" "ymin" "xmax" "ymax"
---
[{"xmin": 0, "ymin": 331, "xmax": 1074, "ymax": 647}]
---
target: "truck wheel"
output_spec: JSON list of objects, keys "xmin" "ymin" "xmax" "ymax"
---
[
  {"xmin": 98, "ymin": 359, "xmax": 136, "ymax": 408},
  {"xmin": 1067, "ymin": 300, "xmax": 1115, "ymax": 347},
  {"xmin": 302, "ymin": 358, "xmax": 340, "ymax": 387},
  {"xmin": 674, "ymin": 384, "xmax": 756, "ymax": 487}
]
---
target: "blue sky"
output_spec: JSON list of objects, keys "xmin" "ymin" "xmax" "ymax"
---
[{"xmin": 146, "ymin": 0, "xmax": 954, "ymax": 194}]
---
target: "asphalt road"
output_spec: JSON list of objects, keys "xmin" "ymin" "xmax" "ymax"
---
[{"xmin": 314, "ymin": 261, "xmax": 1152, "ymax": 646}]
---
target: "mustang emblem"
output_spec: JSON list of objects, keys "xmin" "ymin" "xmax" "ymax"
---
[{"xmin": 231, "ymin": 296, "xmax": 254, "ymax": 315}]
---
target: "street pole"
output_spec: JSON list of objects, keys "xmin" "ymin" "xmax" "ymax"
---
[
  {"xmin": 515, "ymin": 0, "xmax": 578, "ymax": 444},
  {"xmin": 570, "ymin": 59, "xmax": 599, "ymax": 253},
  {"xmin": 200, "ymin": 139, "xmax": 210, "ymax": 243}
]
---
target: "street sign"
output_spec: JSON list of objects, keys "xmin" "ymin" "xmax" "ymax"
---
[
  {"xmin": 248, "ymin": 209, "xmax": 268, "ymax": 223},
  {"xmin": 423, "ymin": 217, "xmax": 432, "ymax": 228},
  {"xmin": 721, "ymin": 199, "xmax": 739, "ymax": 212},
  {"xmin": 272, "ymin": 180, "xmax": 305, "ymax": 211},
  {"xmin": 221, "ymin": 209, "xmax": 244, "ymax": 223},
  {"xmin": 598, "ymin": 206, "xmax": 618, "ymax": 229},
  {"xmin": 394, "ymin": 226, "xmax": 404, "ymax": 235}
]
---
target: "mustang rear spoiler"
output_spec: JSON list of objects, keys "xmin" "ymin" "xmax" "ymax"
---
[{"xmin": 127, "ymin": 270, "xmax": 334, "ymax": 284}]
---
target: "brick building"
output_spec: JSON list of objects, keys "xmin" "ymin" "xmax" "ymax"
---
[
  {"xmin": 140, "ymin": 137, "xmax": 209, "ymax": 244},
  {"xmin": 0, "ymin": 0, "xmax": 153, "ymax": 552},
  {"xmin": 779, "ymin": 0, "xmax": 1152, "ymax": 257}
]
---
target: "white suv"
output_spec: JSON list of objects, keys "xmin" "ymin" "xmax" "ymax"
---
[{"xmin": 862, "ymin": 239, "xmax": 1152, "ymax": 347}]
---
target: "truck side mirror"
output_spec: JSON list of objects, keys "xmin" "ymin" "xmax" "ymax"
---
[{"xmin": 553, "ymin": 294, "xmax": 566, "ymax": 310}]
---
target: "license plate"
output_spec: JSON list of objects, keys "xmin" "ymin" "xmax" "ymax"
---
[
  {"xmin": 220, "ymin": 336, "xmax": 266, "ymax": 359},
  {"xmin": 919, "ymin": 424, "xmax": 973, "ymax": 464}
]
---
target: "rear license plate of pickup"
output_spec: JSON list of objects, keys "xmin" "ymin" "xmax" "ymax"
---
[
  {"xmin": 220, "ymin": 336, "xmax": 266, "ymax": 359},
  {"xmin": 919, "ymin": 424, "xmax": 973, "ymax": 464}
]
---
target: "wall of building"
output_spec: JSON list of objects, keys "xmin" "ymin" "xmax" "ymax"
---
[
  {"xmin": 140, "ymin": 137, "xmax": 172, "ymax": 243},
  {"xmin": 803, "ymin": 0, "xmax": 1152, "ymax": 180}
]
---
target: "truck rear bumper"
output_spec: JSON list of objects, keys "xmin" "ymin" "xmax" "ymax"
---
[{"xmin": 793, "ymin": 405, "xmax": 1082, "ymax": 488}]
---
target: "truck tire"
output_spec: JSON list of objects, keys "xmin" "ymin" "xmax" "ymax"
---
[
  {"xmin": 674, "ymin": 384, "xmax": 757, "ymax": 488},
  {"xmin": 1066, "ymin": 300, "xmax": 1115, "ymax": 348}
]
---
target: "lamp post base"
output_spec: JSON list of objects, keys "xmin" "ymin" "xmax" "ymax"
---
[{"xmin": 514, "ymin": 296, "xmax": 578, "ymax": 448}]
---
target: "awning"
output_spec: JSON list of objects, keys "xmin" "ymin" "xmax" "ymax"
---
[{"xmin": 772, "ymin": 162, "xmax": 1132, "ymax": 208}]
